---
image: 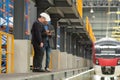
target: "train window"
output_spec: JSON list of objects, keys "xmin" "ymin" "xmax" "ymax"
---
[
  {"xmin": 115, "ymin": 49, "xmax": 120, "ymax": 54},
  {"xmin": 100, "ymin": 44, "xmax": 116, "ymax": 46},
  {"xmin": 101, "ymin": 50, "xmax": 115, "ymax": 54},
  {"xmin": 95, "ymin": 41, "xmax": 120, "ymax": 46},
  {"xmin": 95, "ymin": 48, "xmax": 101, "ymax": 54}
]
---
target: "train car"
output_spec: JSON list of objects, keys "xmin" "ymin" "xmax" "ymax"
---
[{"xmin": 93, "ymin": 38, "xmax": 120, "ymax": 80}]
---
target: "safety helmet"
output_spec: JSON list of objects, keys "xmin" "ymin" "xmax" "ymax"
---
[{"xmin": 40, "ymin": 12, "xmax": 51, "ymax": 22}]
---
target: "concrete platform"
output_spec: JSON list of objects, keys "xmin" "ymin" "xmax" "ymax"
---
[
  {"xmin": 14, "ymin": 40, "xmax": 31, "ymax": 73},
  {"xmin": 0, "ymin": 68, "xmax": 89, "ymax": 80}
]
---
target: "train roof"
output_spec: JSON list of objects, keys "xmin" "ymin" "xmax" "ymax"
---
[
  {"xmin": 95, "ymin": 38, "xmax": 116, "ymax": 43},
  {"xmin": 95, "ymin": 37, "xmax": 120, "ymax": 45}
]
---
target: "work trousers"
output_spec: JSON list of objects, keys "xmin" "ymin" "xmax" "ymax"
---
[
  {"xmin": 44, "ymin": 40, "xmax": 51, "ymax": 69},
  {"xmin": 32, "ymin": 43, "xmax": 44, "ymax": 69}
]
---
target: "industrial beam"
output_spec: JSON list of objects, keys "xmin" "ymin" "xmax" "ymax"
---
[
  {"xmin": 71, "ymin": 4, "xmax": 79, "ymax": 17},
  {"xmin": 59, "ymin": 22, "xmax": 82, "ymax": 26},
  {"xmin": 85, "ymin": 20, "xmax": 119, "ymax": 23},
  {"xmin": 66, "ymin": 19, "xmax": 71, "ymax": 25},
  {"xmin": 114, "ymin": 20, "xmax": 120, "ymax": 23},
  {"xmin": 112, "ymin": 26, "xmax": 120, "ymax": 29},
  {"xmin": 54, "ymin": 1, "xmax": 72, "ymax": 7},
  {"xmin": 112, "ymin": 32, "xmax": 120, "ymax": 34},
  {"xmin": 66, "ymin": 0, "xmax": 72, "ymax": 6},
  {"xmin": 56, "ymin": 7, "xmax": 64, "ymax": 17},
  {"xmin": 14, "ymin": 0, "xmax": 25, "ymax": 39},
  {"xmin": 111, "ymin": 35, "xmax": 120, "ymax": 37},
  {"xmin": 83, "ymin": 6, "xmax": 119, "ymax": 8},
  {"xmin": 62, "ymin": 26, "xmax": 83, "ymax": 29},
  {"xmin": 47, "ymin": 0, "xmax": 54, "ymax": 5},
  {"xmin": 66, "ymin": 28, "xmax": 86, "ymax": 33},
  {"xmin": 108, "ymin": 11, "xmax": 120, "ymax": 14},
  {"xmin": 95, "ymin": 36, "xmax": 106, "ymax": 39},
  {"xmin": 83, "ymin": 0, "xmax": 120, "ymax": 8},
  {"xmin": 93, "ymin": 28, "xmax": 114, "ymax": 32},
  {"xmin": 63, "ymin": 14, "xmax": 78, "ymax": 19},
  {"xmin": 95, "ymin": 34, "xmax": 107, "ymax": 36},
  {"xmin": 94, "ymin": 31, "xmax": 110, "ymax": 35},
  {"xmin": 78, "ymin": 41, "xmax": 92, "ymax": 45}
]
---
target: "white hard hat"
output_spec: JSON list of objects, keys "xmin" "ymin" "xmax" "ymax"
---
[{"xmin": 40, "ymin": 12, "xmax": 51, "ymax": 22}]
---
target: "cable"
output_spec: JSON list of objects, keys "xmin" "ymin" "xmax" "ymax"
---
[{"xmin": 106, "ymin": 0, "xmax": 112, "ymax": 38}]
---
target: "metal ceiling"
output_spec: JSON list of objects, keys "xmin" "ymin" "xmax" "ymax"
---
[
  {"xmin": 35, "ymin": 0, "xmax": 92, "ymax": 43},
  {"xmin": 34, "ymin": 0, "xmax": 120, "ymax": 41},
  {"xmin": 83, "ymin": 0, "xmax": 120, "ymax": 40}
]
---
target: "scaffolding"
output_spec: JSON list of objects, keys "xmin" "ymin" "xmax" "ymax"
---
[
  {"xmin": 0, "ymin": 0, "xmax": 30, "ymax": 73},
  {"xmin": 0, "ymin": 31, "xmax": 14, "ymax": 73},
  {"xmin": 0, "ymin": 0, "xmax": 14, "ymax": 33},
  {"xmin": 0, "ymin": 0, "xmax": 14, "ymax": 73}
]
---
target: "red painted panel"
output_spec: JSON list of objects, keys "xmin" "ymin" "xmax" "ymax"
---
[{"xmin": 98, "ymin": 58, "xmax": 118, "ymax": 66}]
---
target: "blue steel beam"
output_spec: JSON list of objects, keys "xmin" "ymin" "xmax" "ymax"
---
[
  {"xmin": 25, "ymin": 0, "xmax": 29, "ymax": 39},
  {"xmin": 6, "ymin": 0, "xmax": 10, "ymax": 32}
]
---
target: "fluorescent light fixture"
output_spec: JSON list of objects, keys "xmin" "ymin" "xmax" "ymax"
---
[{"xmin": 90, "ymin": 8, "xmax": 94, "ymax": 13}]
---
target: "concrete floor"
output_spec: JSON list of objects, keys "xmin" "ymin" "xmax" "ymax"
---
[
  {"xmin": 0, "ymin": 69, "xmax": 119, "ymax": 80},
  {"xmin": 0, "ymin": 68, "xmax": 90, "ymax": 80}
]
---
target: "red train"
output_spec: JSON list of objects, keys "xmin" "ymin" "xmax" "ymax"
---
[{"xmin": 93, "ymin": 38, "xmax": 120, "ymax": 80}]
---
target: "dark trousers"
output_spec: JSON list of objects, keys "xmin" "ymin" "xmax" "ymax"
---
[
  {"xmin": 32, "ymin": 43, "xmax": 44, "ymax": 69},
  {"xmin": 44, "ymin": 45, "xmax": 51, "ymax": 69},
  {"xmin": 44, "ymin": 40, "xmax": 51, "ymax": 69}
]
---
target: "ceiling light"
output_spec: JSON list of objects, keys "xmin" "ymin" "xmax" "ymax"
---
[
  {"xmin": 90, "ymin": 8, "xmax": 94, "ymax": 13},
  {"xmin": 92, "ymin": 15, "xmax": 95, "ymax": 19}
]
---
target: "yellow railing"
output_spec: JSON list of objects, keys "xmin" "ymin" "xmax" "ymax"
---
[
  {"xmin": 77, "ymin": 0, "xmax": 83, "ymax": 18},
  {"xmin": 0, "ymin": 31, "xmax": 14, "ymax": 73},
  {"xmin": 111, "ymin": 26, "xmax": 120, "ymax": 41},
  {"xmin": 86, "ymin": 17, "xmax": 96, "ymax": 42}
]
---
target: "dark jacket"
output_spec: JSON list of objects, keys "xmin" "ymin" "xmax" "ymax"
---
[
  {"xmin": 49, "ymin": 25, "xmax": 55, "ymax": 48},
  {"xmin": 31, "ymin": 20, "xmax": 45, "ymax": 45}
]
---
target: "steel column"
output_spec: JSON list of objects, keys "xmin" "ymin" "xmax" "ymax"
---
[
  {"xmin": 60, "ymin": 27, "xmax": 65, "ymax": 52},
  {"xmin": 14, "ymin": 0, "xmax": 25, "ymax": 39},
  {"xmin": 66, "ymin": 32, "xmax": 71, "ymax": 53}
]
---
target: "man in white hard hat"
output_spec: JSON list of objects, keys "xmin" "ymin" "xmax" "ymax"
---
[
  {"xmin": 40, "ymin": 12, "xmax": 51, "ymax": 22},
  {"xmin": 39, "ymin": 13, "xmax": 55, "ymax": 72},
  {"xmin": 31, "ymin": 12, "xmax": 50, "ymax": 72},
  {"xmin": 43, "ymin": 20, "xmax": 55, "ymax": 72}
]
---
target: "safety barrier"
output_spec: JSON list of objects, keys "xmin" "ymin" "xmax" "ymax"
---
[
  {"xmin": 86, "ymin": 17, "xmax": 96, "ymax": 42},
  {"xmin": 0, "ymin": 31, "xmax": 14, "ymax": 73},
  {"xmin": 0, "ymin": 67, "xmax": 90, "ymax": 80}
]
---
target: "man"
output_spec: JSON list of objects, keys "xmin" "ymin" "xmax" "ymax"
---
[
  {"xmin": 0, "ymin": 25, "xmax": 6, "ymax": 31},
  {"xmin": 43, "ymin": 22, "xmax": 55, "ymax": 72},
  {"xmin": 31, "ymin": 12, "xmax": 51, "ymax": 72}
]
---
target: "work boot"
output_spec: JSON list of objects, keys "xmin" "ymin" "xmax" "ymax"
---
[
  {"xmin": 45, "ymin": 68, "xmax": 51, "ymax": 72},
  {"xmin": 33, "ymin": 69, "xmax": 45, "ymax": 72}
]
